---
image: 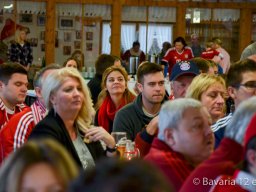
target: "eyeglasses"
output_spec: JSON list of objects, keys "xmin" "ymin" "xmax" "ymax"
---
[{"xmin": 234, "ymin": 81, "xmax": 256, "ymax": 91}]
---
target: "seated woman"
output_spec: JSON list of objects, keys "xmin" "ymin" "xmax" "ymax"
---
[
  {"xmin": 186, "ymin": 73, "xmax": 226, "ymax": 124},
  {"xmin": 95, "ymin": 66, "xmax": 135, "ymax": 133},
  {"xmin": 29, "ymin": 68, "xmax": 116, "ymax": 169},
  {"xmin": 63, "ymin": 57, "xmax": 81, "ymax": 71},
  {"xmin": 0, "ymin": 139, "xmax": 78, "ymax": 192}
]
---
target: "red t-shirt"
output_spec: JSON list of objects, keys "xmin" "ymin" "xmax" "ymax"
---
[
  {"xmin": 201, "ymin": 49, "xmax": 221, "ymax": 60},
  {"xmin": 162, "ymin": 47, "xmax": 194, "ymax": 74}
]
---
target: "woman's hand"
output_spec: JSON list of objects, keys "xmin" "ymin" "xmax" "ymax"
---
[{"xmin": 85, "ymin": 126, "xmax": 116, "ymax": 149}]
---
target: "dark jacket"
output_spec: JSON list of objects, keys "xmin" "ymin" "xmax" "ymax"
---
[
  {"xmin": 112, "ymin": 94, "xmax": 168, "ymax": 141},
  {"xmin": 29, "ymin": 109, "xmax": 105, "ymax": 167},
  {"xmin": 87, "ymin": 74, "xmax": 102, "ymax": 105}
]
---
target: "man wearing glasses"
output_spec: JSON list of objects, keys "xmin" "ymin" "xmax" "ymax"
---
[{"xmin": 212, "ymin": 58, "xmax": 256, "ymax": 148}]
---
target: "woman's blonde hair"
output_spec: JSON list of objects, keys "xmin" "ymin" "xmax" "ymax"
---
[
  {"xmin": 185, "ymin": 73, "xmax": 226, "ymax": 101},
  {"xmin": 0, "ymin": 139, "xmax": 78, "ymax": 192},
  {"xmin": 95, "ymin": 66, "xmax": 134, "ymax": 110},
  {"xmin": 42, "ymin": 67, "xmax": 95, "ymax": 131},
  {"xmin": 15, "ymin": 27, "xmax": 28, "ymax": 44}
]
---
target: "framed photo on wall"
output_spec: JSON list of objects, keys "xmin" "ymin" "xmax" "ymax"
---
[
  {"xmin": 74, "ymin": 41, "xmax": 81, "ymax": 49},
  {"xmin": 63, "ymin": 46, "xmax": 71, "ymax": 55},
  {"xmin": 64, "ymin": 32, "xmax": 72, "ymax": 42},
  {"xmin": 76, "ymin": 31, "xmax": 81, "ymax": 39},
  {"xmin": 86, "ymin": 43, "xmax": 93, "ymax": 51},
  {"xmin": 19, "ymin": 14, "xmax": 33, "ymax": 23},
  {"xmin": 37, "ymin": 15, "xmax": 46, "ymax": 26},
  {"xmin": 59, "ymin": 16, "xmax": 74, "ymax": 30},
  {"xmin": 86, "ymin": 32, "xmax": 93, "ymax": 40}
]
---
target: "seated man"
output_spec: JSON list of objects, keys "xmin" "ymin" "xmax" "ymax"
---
[
  {"xmin": 169, "ymin": 60, "xmax": 199, "ymax": 99},
  {"xmin": 0, "ymin": 62, "xmax": 28, "ymax": 129},
  {"xmin": 212, "ymin": 59, "xmax": 256, "ymax": 148},
  {"xmin": 0, "ymin": 65, "xmax": 60, "ymax": 162},
  {"xmin": 135, "ymin": 61, "xmax": 199, "ymax": 156},
  {"xmin": 122, "ymin": 41, "xmax": 146, "ymax": 65},
  {"xmin": 113, "ymin": 62, "xmax": 167, "ymax": 141},
  {"xmin": 144, "ymin": 98, "xmax": 214, "ymax": 191},
  {"xmin": 180, "ymin": 96, "xmax": 256, "ymax": 192}
]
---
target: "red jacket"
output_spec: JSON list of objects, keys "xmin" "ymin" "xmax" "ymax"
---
[
  {"xmin": 0, "ymin": 98, "xmax": 27, "ymax": 130},
  {"xmin": 144, "ymin": 138, "xmax": 194, "ymax": 191},
  {"xmin": 0, "ymin": 100, "xmax": 46, "ymax": 163},
  {"xmin": 180, "ymin": 138, "xmax": 243, "ymax": 192}
]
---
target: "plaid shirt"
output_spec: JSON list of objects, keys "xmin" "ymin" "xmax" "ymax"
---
[{"xmin": 9, "ymin": 41, "xmax": 33, "ymax": 66}]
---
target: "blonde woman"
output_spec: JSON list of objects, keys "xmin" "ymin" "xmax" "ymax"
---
[
  {"xmin": 95, "ymin": 66, "xmax": 135, "ymax": 133},
  {"xmin": 186, "ymin": 73, "xmax": 226, "ymax": 123},
  {"xmin": 9, "ymin": 27, "xmax": 33, "ymax": 71},
  {"xmin": 29, "ymin": 68, "xmax": 116, "ymax": 169}
]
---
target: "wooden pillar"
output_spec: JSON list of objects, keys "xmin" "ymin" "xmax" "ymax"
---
[
  {"xmin": 239, "ymin": 8, "xmax": 252, "ymax": 55},
  {"xmin": 45, "ymin": 0, "xmax": 56, "ymax": 65},
  {"xmin": 175, "ymin": 6, "xmax": 186, "ymax": 38},
  {"xmin": 111, "ymin": 0, "xmax": 122, "ymax": 57}
]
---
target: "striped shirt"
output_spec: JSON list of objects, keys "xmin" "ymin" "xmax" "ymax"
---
[
  {"xmin": 0, "ymin": 98, "xmax": 27, "ymax": 130},
  {"xmin": 0, "ymin": 100, "xmax": 46, "ymax": 162},
  {"xmin": 211, "ymin": 113, "xmax": 233, "ymax": 148}
]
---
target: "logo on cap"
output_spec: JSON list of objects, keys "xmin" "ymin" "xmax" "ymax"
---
[{"xmin": 180, "ymin": 61, "xmax": 190, "ymax": 71}]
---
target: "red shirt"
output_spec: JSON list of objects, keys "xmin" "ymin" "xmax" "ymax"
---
[
  {"xmin": 144, "ymin": 138, "xmax": 194, "ymax": 191},
  {"xmin": 0, "ymin": 98, "xmax": 27, "ymax": 130},
  {"xmin": 162, "ymin": 47, "xmax": 194, "ymax": 74},
  {"xmin": 0, "ymin": 100, "xmax": 46, "ymax": 163},
  {"xmin": 201, "ymin": 49, "xmax": 221, "ymax": 60}
]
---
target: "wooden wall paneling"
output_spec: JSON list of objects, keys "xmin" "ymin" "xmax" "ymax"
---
[
  {"xmin": 239, "ymin": 8, "xmax": 252, "ymax": 55},
  {"xmin": 175, "ymin": 5, "xmax": 186, "ymax": 38},
  {"xmin": 45, "ymin": 0, "xmax": 56, "ymax": 65},
  {"xmin": 111, "ymin": 0, "xmax": 122, "ymax": 56}
]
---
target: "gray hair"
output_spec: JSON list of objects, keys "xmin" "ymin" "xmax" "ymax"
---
[
  {"xmin": 158, "ymin": 98, "xmax": 203, "ymax": 141},
  {"xmin": 225, "ymin": 96, "xmax": 256, "ymax": 144}
]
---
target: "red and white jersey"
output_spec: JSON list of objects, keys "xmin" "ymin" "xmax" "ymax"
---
[
  {"xmin": 162, "ymin": 47, "xmax": 194, "ymax": 74},
  {"xmin": 201, "ymin": 49, "xmax": 222, "ymax": 60},
  {"xmin": 0, "ymin": 100, "xmax": 46, "ymax": 163},
  {"xmin": 0, "ymin": 97, "xmax": 27, "ymax": 130}
]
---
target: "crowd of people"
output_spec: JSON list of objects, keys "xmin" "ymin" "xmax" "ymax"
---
[{"xmin": 1, "ymin": 32, "xmax": 256, "ymax": 192}]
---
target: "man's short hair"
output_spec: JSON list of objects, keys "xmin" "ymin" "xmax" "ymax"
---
[
  {"xmin": 95, "ymin": 54, "xmax": 115, "ymax": 75},
  {"xmin": 33, "ymin": 64, "xmax": 61, "ymax": 88},
  {"xmin": 227, "ymin": 59, "xmax": 256, "ymax": 87},
  {"xmin": 136, "ymin": 62, "xmax": 163, "ymax": 84},
  {"xmin": 158, "ymin": 98, "xmax": 202, "ymax": 141},
  {"xmin": 133, "ymin": 41, "xmax": 140, "ymax": 48},
  {"xmin": 0, "ymin": 62, "xmax": 27, "ymax": 84}
]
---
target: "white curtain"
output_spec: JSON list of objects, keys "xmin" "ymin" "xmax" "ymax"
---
[
  {"xmin": 101, "ymin": 22, "xmax": 111, "ymax": 54},
  {"xmin": 155, "ymin": 24, "xmax": 172, "ymax": 51},
  {"xmin": 138, "ymin": 25, "xmax": 147, "ymax": 53},
  {"xmin": 121, "ymin": 24, "xmax": 136, "ymax": 53},
  {"xmin": 139, "ymin": 24, "xmax": 172, "ymax": 54}
]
